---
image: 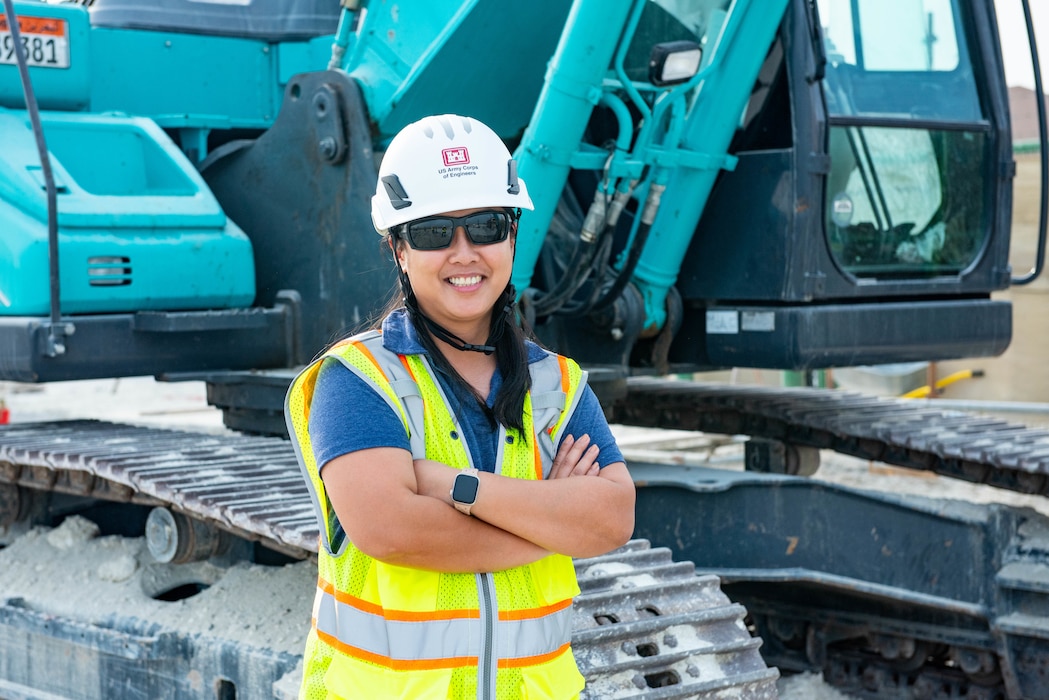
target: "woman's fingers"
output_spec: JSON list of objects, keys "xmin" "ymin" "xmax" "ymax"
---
[
  {"xmin": 574, "ymin": 444, "xmax": 599, "ymax": 475},
  {"xmin": 549, "ymin": 435, "xmax": 575, "ymax": 479},
  {"xmin": 550, "ymin": 434, "xmax": 600, "ymax": 479}
]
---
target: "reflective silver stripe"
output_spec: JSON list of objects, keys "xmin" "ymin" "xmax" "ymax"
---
[
  {"xmin": 357, "ymin": 334, "xmax": 427, "ymax": 459},
  {"xmin": 528, "ymin": 354, "xmax": 576, "ymax": 478},
  {"xmin": 549, "ymin": 368, "xmax": 589, "ymax": 456},
  {"xmin": 479, "ymin": 572, "xmax": 497, "ymax": 700},
  {"xmin": 315, "ymin": 590, "xmax": 480, "ymax": 660},
  {"xmin": 312, "ymin": 584, "xmax": 323, "ymax": 619},
  {"xmin": 496, "ymin": 610, "xmax": 574, "ymax": 660},
  {"xmin": 313, "ymin": 587, "xmax": 573, "ymax": 664},
  {"xmin": 493, "ymin": 426, "xmax": 507, "ymax": 477}
]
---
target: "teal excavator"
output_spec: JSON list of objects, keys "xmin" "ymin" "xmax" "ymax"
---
[{"xmin": 1, "ymin": 1, "xmax": 1047, "ymax": 698}]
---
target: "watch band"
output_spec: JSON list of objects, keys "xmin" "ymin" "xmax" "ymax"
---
[{"xmin": 450, "ymin": 468, "xmax": 480, "ymax": 516}]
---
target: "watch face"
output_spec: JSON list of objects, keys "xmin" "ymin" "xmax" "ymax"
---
[{"xmin": 452, "ymin": 473, "xmax": 479, "ymax": 503}]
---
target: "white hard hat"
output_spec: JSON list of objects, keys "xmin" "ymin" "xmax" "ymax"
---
[{"xmin": 371, "ymin": 114, "xmax": 534, "ymax": 235}]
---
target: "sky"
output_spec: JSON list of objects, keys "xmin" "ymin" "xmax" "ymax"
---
[{"xmin": 995, "ymin": 0, "xmax": 1049, "ymax": 90}]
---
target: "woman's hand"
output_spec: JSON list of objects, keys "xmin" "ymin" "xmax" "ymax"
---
[
  {"xmin": 549, "ymin": 434, "xmax": 600, "ymax": 480},
  {"xmin": 412, "ymin": 432, "xmax": 600, "ymax": 493}
]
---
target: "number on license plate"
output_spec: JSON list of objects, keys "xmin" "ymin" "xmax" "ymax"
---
[{"xmin": 0, "ymin": 16, "xmax": 69, "ymax": 69}]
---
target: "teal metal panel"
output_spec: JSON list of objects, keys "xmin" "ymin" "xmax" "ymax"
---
[
  {"xmin": 0, "ymin": 2, "xmax": 91, "ymax": 110},
  {"xmin": 87, "ymin": 28, "xmax": 282, "ymax": 128},
  {"xmin": 276, "ymin": 35, "xmax": 332, "ymax": 85},
  {"xmin": 343, "ymin": 0, "xmax": 571, "ymax": 141},
  {"xmin": 2, "ymin": 5, "xmax": 333, "ymax": 126},
  {"xmin": 0, "ymin": 109, "xmax": 255, "ymax": 314},
  {"xmin": 0, "ymin": 203, "xmax": 256, "ymax": 314},
  {"xmin": 0, "ymin": 197, "xmax": 40, "ymax": 313},
  {"xmin": 0, "ymin": 110, "xmax": 227, "ymax": 227},
  {"xmin": 344, "ymin": 1, "xmax": 469, "ymax": 134}
]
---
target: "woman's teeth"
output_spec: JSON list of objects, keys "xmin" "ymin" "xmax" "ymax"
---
[{"xmin": 449, "ymin": 275, "xmax": 482, "ymax": 287}]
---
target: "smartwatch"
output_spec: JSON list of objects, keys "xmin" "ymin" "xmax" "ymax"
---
[{"xmin": 450, "ymin": 468, "xmax": 480, "ymax": 516}]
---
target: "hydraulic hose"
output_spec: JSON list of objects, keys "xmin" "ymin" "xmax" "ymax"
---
[
  {"xmin": 327, "ymin": 0, "xmax": 362, "ymax": 70},
  {"xmin": 558, "ymin": 234, "xmax": 615, "ymax": 317},
  {"xmin": 534, "ymin": 188, "xmax": 611, "ymax": 317},
  {"xmin": 533, "ymin": 222, "xmax": 598, "ymax": 316},
  {"xmin": 590, "ymin": 183, "xmax": 665, "ymax": 313},
  {"xmin": 900, "ymin": 369, "xmax": 985, "ymax": 399},
  {"xmin": 532, "ymin": 240, "xmax": 594, "ymax": 317}
]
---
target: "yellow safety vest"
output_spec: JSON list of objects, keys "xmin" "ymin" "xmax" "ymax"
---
[{"xmin": 286, "ymin": 330, "xmax": 589, "ymax": 699}]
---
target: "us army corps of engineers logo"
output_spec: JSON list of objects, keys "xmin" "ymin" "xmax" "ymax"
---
[{"xmin": 439, "ymin": 147, "xmax": 479, "ymax": 179}]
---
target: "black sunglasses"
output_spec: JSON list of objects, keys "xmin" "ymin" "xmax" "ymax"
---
[{"xmin": 401, "ymin": 210, "xmax": 514, "ymax": 250}]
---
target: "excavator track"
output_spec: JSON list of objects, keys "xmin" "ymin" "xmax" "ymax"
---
[
  {"xmin": 574, "ymin": 542, "xmax": 778, "ymax": 698},
  {"xmin": 0, "ymin": 419, "xmax": 777, "ymax": 699},
  {"xmin": 2, "ymin": 378, "xmax": 1047, "ymax": 699},
  {"xmin": 614, "ymin": 377, "xmax": 1049, "ymax": 494},
  {"xmin": 0, "ymin": 420, "xmax": 317, "ymax": 559}
]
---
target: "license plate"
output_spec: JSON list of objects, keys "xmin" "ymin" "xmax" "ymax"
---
[{"xmin": 0, "ymin": 16, "xmax": 69, "ymax": 69}]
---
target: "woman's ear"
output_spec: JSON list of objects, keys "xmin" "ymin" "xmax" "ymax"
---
[{"xmin": 395, "ymin": 242, "xmax": 409, "ymax": 273}]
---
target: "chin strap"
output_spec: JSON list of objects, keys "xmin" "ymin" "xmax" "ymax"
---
[
  {"xmin": 398, "ymin": 264, "xmax": 516, "ymax": 355},
  {"xmin": 416, "ymin": 313, "xmax": 497, "ymax": 355}
]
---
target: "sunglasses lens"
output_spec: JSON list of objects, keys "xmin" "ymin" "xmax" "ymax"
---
[
  {"xmin": 405, "ymin": 211, "xmax": 511, "ymax": 250},
  {"xmin": 407, "ymin": 220, "xmax": 455, "ymax": 250},
  {"xmin": 463, "ymin": 212, "xmax": 510, "ymax": 244}
]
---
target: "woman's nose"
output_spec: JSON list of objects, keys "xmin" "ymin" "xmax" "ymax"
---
[{"xmin": 447, "ymin": 227, "xmax": 478, "ymax": 256}]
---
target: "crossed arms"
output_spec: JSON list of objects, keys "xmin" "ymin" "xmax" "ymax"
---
[{"xmin": 321, "ymin": 433, "xmax": 635, "ymax": 573}]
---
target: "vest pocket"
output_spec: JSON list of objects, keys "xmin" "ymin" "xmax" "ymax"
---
[
  {"xmin": 324, "ymin": 653, "xmax": 454, "ymax": 699},
  {"xmin": 519, "ymin": 646, "xmax": 585, "ymax": 699},
  {"xmin": 529, "ymin": 554, "xmax": 581, "ymax": 604}
]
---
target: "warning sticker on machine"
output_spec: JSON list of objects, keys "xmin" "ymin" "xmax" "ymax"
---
[
  {"xmin": 0, "ymin": 16, "xmax": 69, "ymax": 69},
  {"xmin": 706, "ymin": 310, "xmax": 739, "ymax": 335},
  {"xmin": 741, "ymin": 311, "xmax": 775, "ymax": 332}
]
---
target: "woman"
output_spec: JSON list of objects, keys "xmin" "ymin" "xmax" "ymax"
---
[{"xmin": 286, "ymin": 114, "xmax": 635, "ymax": 699}]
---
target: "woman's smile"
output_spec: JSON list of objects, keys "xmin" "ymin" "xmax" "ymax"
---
[{"xmin": 447, "ymin": 274, "xmax": 484, "ymax": 289}]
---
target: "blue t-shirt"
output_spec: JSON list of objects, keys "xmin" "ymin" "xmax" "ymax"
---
[{"xmin": 308, "ymin": 309, "xmax": 624, "ymax": 473}]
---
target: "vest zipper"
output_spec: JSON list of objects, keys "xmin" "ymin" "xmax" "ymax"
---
[{"xmin": 478, "ymin": 572, "xmax": 497, "ymax": 700}]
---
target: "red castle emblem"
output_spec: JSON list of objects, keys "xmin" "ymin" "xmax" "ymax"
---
[{"xmin": 442, "ymin": 147, "xmax": 470, "ymax": 167}]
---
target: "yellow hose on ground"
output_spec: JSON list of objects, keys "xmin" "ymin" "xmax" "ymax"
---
[{"xmin": 900, "ymin": 369, "xmax": 985, "ymax": 399}]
